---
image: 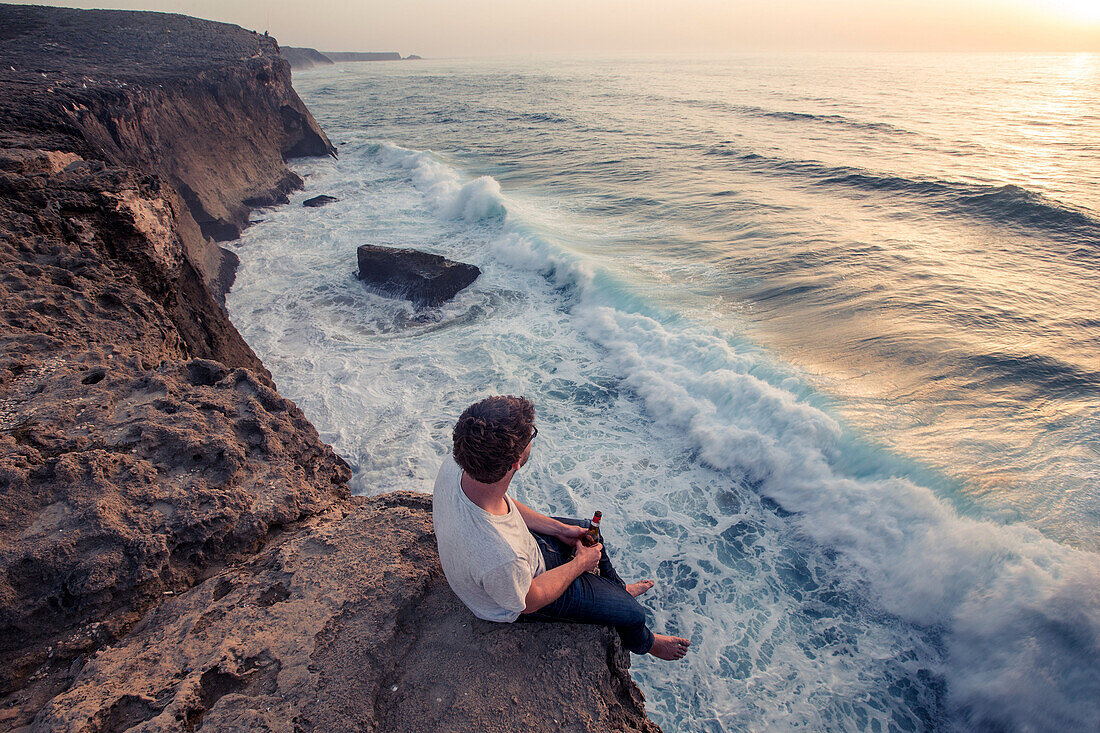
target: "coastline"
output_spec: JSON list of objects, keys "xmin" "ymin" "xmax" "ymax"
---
[{"xmin": 0, "ymin": 6, "xmax": 659, "ymax": 731}]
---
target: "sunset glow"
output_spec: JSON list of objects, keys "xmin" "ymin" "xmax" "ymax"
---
[
  {"xmin": 1043, "ymin": 0, "xmax": 1100, "ymax": 24},
  {"xmin": 22, "ymin": 0, "xmax": 1100, "ymax": 55}
]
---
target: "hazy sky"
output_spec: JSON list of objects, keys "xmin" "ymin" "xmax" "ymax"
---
[{"xmin": 22, "ymin": 0, "xmax": 1100, "ymax": 55}]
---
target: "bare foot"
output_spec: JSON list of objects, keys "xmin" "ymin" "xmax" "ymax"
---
[
  {"xmin": 625, "ymin": 579, "xmax": 655, "ymax": 598},
  {"xmin": 649, "ymin": 634, "xmax": 691, "ymax": 661}
]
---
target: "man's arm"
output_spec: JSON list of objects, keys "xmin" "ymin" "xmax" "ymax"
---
[
  {"xmin": 522, "ymin": 540, "xmax": 602, "ymax": 614},
  {"xmin": 513, "ymin": 499, "xmax": 586, "ymax": 542}
]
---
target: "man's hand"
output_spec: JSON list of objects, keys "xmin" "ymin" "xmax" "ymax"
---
[
  {"xmin": 556, "ymin": 523, "xmax": 587, "ymax": 544},
  {"xmin": 523, "ymin": 540, "xmax": 602, "ymax": 614},
  {"xmin": 572, "ymin": 540, "xmax": 602, "ymax": 573}
]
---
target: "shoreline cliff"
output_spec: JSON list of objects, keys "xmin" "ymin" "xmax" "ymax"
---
[{"xmin": 0, "ymin": 6, "xmax": 660, "ymax": 731}]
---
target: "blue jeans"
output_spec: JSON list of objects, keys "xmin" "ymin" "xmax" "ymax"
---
[{"xmin": 517, "ymin": 517, "xmax": 655, "ymax": 655}]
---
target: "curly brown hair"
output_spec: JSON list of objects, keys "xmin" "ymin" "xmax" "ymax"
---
[{"xmin": 452, "ymin": 395, "xmax": 536, "ymax": 483}]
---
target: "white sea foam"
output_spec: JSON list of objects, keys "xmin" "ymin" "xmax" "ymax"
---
[
  {"xmin": 374, "ymin": 143, "xmax": 1100, "ymax": 729},
  {"xmin": 576, "ymin": 303, "xmax": 1100, "ymax": 729},
  {"xmin": 375, "ymin": 143, "xmax": 506, "ymax": 222},
  {"xmin": 230, "ymin": 142, "xmax": 1100, "ymax": 731}
]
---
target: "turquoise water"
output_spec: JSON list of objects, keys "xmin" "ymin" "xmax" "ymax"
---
[{"xmin": 228, "ymin": 54, "xmax": 1100, "ymax": 731}]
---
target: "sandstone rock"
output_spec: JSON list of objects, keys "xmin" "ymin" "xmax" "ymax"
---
[
  {"xmin": 357, "ymin": 245, "xmax": 481, "ymax": 307},
  {"xmin": 0, "ymin": 149, "xmax": 83, "ymax": 176},
  {"xmin": 31, "ymin": 493, "xmax": 660, "ymax": 733},
  {"xmin": 0, "ymin": 5, "xmax": 349, "ymax": 723},
  {"xmin": 303, "ymin": 194, "xmax": 338, "ymax": 208},
  {"xmin": 0, "ymin": 330, "xmax": 351, "ymax": 695},
  {"xmin": 0, "ymin": 160, "xmax": 351, "ymax": 721},
  {"xmin": 0, "ymin": 4, "xmax": 336, "ymax": 302}
]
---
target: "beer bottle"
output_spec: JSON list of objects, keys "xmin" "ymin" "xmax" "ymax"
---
[{"xmin": 581, "ymin": 511, "xmax": 602, "ymax": 547}]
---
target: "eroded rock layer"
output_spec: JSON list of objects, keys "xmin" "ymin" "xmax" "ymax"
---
[
  {"xmin": 0, "ymin": 6, "xmax": 349, "ymax": 726},
  {"xmin": 33, "ymin": 493, "xmax": 659, "ymax": 733},
  {"xmin": 0, "ymin": 4, "xmax": 335, "ymax": 302}
]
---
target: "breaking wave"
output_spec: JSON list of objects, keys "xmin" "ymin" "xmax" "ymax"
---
[
  {"xmin": 371, "ymin": 143, "xmax": 1100, "ymax": 730},
  {"xmin": 374, "ymin": 142, "xmax": 507, "ymax": 222}
]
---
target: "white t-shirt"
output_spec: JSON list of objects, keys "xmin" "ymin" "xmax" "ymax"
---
[{"xmin": 431, "ymin": 456, "xmax": 546, "ymax": 622}]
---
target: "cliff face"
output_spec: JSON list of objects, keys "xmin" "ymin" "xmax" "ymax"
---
[
  {"xmin": 0, "ymin": 4, "xmax": 335, "ymax": 302},
  {"xmin": 0, "ymin": 6, "xmax": 350, "ymax": 725},
  {"xmin": 281, "ymin": 47, "xmax": 335, "ymax": 71},
  {"xmin": 0, "ymin": 6, "xmax": 660, "ymax": 732}
]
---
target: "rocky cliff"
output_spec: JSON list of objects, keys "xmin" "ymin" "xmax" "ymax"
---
[
  {"xmin": 0, "ymin": 6, "xmax": 348, "ymax": 726},
  {"xmin": 280, "ymin": 47, "xmax": 334, "ymax": 71},
  {"xmin": 0, "ymin": 5, "xmax": 660, "ymax": 732},
  {"xmin": 0, "ymin": 5, "xmax": 334, "ymax": 303},
  {"xmin": 324, "ymin": 51, "xmax": 403, "ymax": 62},
  {"xmin": 31, "ymin": 493, "xmax": 658, "ymax": 733}
]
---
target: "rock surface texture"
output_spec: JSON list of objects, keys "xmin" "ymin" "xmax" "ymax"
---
[
  {"xmin": 0, "ymin": 6, "xmax": 660, "ymax": 732},
  {"xmin": 0, "ymin": 7, "xmax": 351, "ymax": 728},
  {"xmin": 33, "ymin": 493, "xmax": 659, "ymax": 733},
  {"xmin": 0, "ymin": 4, "xmax": 335, "ymax": 302},
  {"xmin": 357, "ymin": 244, "xmax": 482, "ymax": 307}
]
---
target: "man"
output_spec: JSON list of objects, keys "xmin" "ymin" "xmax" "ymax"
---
[{"xmin": 432, "ymin": 395, "xmax": 690, "ymax": 661}]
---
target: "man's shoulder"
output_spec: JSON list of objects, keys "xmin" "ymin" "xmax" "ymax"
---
[
  {"xmin": 432, "ymin": 455, "xmax": 461, "ymax": 498},
  {"xmin": 436, "ymin": 454, "xmax": 460, "ymax": 479}
]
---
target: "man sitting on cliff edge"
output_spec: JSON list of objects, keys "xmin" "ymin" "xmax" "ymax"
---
[{"xmin": 432, "ymin": 395, "xmax": 690, "ymax": 661}]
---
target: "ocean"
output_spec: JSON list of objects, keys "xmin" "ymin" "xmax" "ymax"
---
[{"xmin": 226, "ymin": 53, "xmax": 1100, "ymax": 731}]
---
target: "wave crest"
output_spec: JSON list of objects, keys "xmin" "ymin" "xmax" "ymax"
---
[
  {"xmin": 708, "ymin": 146, "xmax": 1100, "ymax": 248},
  {"xmin": 374, "ymin": 143, "xmax": 506, "ymax": 223}
]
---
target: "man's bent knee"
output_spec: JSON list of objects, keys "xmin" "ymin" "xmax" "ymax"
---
[{"xmin": 614, "ymin": 596, "xmax": 647, "ymax": 629}]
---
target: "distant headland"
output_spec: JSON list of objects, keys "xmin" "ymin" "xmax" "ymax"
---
[{"xmin": 281, "ymin": 46, "xmax": 422, "ymax": 70}]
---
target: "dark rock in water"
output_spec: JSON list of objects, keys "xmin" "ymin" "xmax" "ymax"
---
[
  {"xmin": 356, "ymin": 245, "xmax": 480, "ymax": 307},
  {"xmin": 304, "ymin": 194, "xmax": 339, "ymax": 208}
]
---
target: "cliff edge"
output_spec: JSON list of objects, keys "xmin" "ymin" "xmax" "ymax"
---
[
  {"xmin": 32, "ymin": 493, "xmax": 658, "ymax": 733},
  {"xmin": 0, "ymin": 4, "xmax": 335, "ymax": 302},
  {"xmin": 0, "ymin": 6, "xmax": 660, "ymax": 732},
  {"xmin": 0, "ymin": 6, "xmax": 348, "ymax": 725}
]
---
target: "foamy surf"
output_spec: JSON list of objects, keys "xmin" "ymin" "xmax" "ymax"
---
[
  {"xmin": 229, "ymin": 136, "xmax": 1100, "ymax": 731},
  {"xmin": 375, "ymin": 143, "xmax": 507, "ymax": 222}
]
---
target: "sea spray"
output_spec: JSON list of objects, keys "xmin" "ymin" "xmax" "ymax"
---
[{"xmin": 376, "ymin": 143, "xmax": 506, "ymax": 222}]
